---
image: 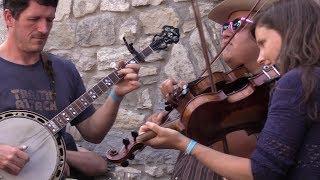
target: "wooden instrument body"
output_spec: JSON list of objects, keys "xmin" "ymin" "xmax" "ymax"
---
[
  {"xmin": 0, "ymin": 110, "xmax": 65, "ymax": 180},
  {"xmin": 172, "ymin": 67, "xmax": 277, "ymax": 146},
  {"xmin": 181, "ymin": 84, "xmax": 270, "ymax": 146}
]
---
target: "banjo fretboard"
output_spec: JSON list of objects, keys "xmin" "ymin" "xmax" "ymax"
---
[{"xmin": 46, "ymin": 47, "xmax": 154, "ymax": 134}]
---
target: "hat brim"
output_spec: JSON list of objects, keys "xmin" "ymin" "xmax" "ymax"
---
[{"xmin": 208, "ymin": 0, "xmax": 278, "ymax": 25}]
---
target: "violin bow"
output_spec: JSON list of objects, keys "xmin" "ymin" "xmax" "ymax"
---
[
  {"xmin": 193, "ymin": 0, "xmax": 269, "ymax": 78},
  {"xmin": 190, "ymin": 0, "xmax": 267, "ymax": 154},
  {"xmin": 190, "ymin": 0, "xmax": 217, "ymax": 93}
]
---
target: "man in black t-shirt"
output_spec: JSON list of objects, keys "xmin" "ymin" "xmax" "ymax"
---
[{"xmin": 0, "ymin": 0, "xmax": 140, "ymax": 177}]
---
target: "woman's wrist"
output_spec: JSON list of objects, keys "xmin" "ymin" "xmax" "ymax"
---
[
  {"xmin": 176, "ymin": 135, "xmax": 190, "ymax": 151},
  {"xmin": 185, "ymin": 139, "xmax": 197, "ymax": 155}
]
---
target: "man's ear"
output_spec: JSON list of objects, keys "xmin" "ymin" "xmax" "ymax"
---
[{"xmin": 3, "ymin": 9, "xmax": 15, "ymax": 28}]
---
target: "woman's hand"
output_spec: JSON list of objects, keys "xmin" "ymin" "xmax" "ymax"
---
[{"xmin": 139, "ymin": 122, "xmax": 189, "ymax": 151}]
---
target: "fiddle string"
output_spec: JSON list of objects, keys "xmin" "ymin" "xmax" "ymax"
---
[{"xmin": 200, "ymin": 0, "xmax": 265, "ymax": 77}]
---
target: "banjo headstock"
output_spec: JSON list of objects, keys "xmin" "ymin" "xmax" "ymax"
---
[{"xmin": 150, "ymin": 25, "xmax": 180, "ymax": 51}]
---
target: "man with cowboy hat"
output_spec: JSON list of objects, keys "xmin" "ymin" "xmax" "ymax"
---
[{"xmin": 145, "ymin": 0, "xmax": 277, "ymax": 179}]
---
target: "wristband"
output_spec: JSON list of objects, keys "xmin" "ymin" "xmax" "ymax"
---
[
  {"xmin": 109, "ymin": 89, "xmax": 123, "ymax": 102},
  {"xmin": 185, "ymin": 139, "xmax": 197, "ymax": 155}
]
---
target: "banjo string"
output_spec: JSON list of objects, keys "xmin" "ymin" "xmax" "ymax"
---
[
  {"xmin": 27, "ymin": 133, "xmax": 53, "ymax": 155},
  {"xmin": 19, "ymin": 124, "xmax": 57, "ymax": 155},
  {"xmin": 21, "ymin": 128, "xmax": 49, "ymax": 149}
]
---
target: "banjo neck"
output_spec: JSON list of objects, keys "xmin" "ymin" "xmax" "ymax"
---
[
  {"xmin": 45, "ymin": 46, "xmax": 154, "ymax": 135},
  {"xmin": 43, "ymin": 25, "xmax": 180, "ymax": 135}
]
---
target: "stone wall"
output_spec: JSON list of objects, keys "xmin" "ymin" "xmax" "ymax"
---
[{"xmin": 0, "ymin": 0, "xmax": 225, "ymax": 179}]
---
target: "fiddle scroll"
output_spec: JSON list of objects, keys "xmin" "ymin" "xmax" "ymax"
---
[{"xmin": 106, "ymin": 118, "xmax": 185, "ymax": 166}]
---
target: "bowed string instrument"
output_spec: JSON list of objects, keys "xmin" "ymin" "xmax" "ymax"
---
[{"xmin": 106, "ymin": 0, "xmax": 280, "ymax": 166}]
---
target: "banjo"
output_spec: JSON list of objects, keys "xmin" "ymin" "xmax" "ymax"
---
[{"xmin": 0, "ymin": 26, "xmax": 179, "ymax": 180}]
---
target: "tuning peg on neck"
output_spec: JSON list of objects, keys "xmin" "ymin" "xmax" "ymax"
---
[
  {"xmin": 131, "ymin": 131, "xmax": 139, "ymax": 141},
  {"xmin": 165, "ymin": 105, "xmax": 173, "ymax": 111},
  {"xmin": 123, "ymin": 138, "xmax": 130, "ymax": 148}
]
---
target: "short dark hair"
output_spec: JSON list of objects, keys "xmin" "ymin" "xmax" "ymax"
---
[{"xmin": 3, "ymin": 0, "xmax": 59, "ymax": 19}]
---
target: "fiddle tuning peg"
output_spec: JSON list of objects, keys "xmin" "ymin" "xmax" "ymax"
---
[
  {"xmin": 181, "ymin": 89, "xmax": 188, "ymax": 96},
  {"xmin": 123, "ymin": 138, "xmax": 130, "ymax": 148},
  {"xmin": 128, "ymin": 154, "xmax": 135, "ymax": 160},
  {"xmin": 131, "ymin": 131, "xmax": 138, "ymax": 141},
  {"xmin": 165, "ymin": 101, "xmax": 170, "ymax": 105},
  {"xmin": 165, "ymin": 105, "xmax": 173, "ymax": 111},
  {"xmin": 121, "ymin": 160, "xmax": 129, "ymax": 167},
  {"xmin": 180, "ymin": 85, "xmax": 189, "ymax": 96}
]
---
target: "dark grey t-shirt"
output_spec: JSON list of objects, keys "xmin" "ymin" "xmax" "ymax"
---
[{"xmin": 0, "ymin": 54, "xmax": 95, "ymax": 148}]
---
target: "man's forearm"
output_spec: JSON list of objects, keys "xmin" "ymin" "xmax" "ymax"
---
[
  {"xmin": 66, "ymin": 150, "xmax": 107, "ymax": 176},
  {"xmin": 77, "ymin": 96, "xmax": 121, "ymax": 143}
]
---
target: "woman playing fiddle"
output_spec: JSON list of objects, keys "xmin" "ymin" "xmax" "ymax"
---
[
  {"xmin": 148, "ymin": 1, "xmax": 275, "ymax": 179},
  {"xmin": 139, "ymin": 0, "xmax": 320, "ymax": 179}
]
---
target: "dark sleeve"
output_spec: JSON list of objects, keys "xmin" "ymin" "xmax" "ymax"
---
[
  {"xmin": 63, "ymin": 60, "xmax": 96, "ymax": 126},
  {"xmin": 250, "ymin": 70, "xmax": 308, "ymax": 180},
  {"xmin": 62, "ymin": 132, "xmax": 78, "ymax": 151}
]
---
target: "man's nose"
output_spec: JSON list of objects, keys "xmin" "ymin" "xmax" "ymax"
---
[{"xmin": 37, "ymin": 20, "xmax": 50, "ymax": 34}]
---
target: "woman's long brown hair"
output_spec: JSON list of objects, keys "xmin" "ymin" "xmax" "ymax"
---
[{"xmin": 252, "ymin": 0, "xmax": 320, "ymax": 121}]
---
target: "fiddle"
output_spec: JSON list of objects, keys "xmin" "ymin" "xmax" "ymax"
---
[
  {"xmin": 106, "ymin": 116, "xmax": 185, "ymax": 166},
  {"xmin": 106, "ymin": 65, "xmax": 280, "ymax": 166},
  {"xmin": 166, "ymin": 65, "xmax": 280, "ymax": 146}
]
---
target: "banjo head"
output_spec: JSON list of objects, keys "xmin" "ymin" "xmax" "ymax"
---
[{"xmin": 0, "ymin": 110, "xmax": 65, "ymax": 180}]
